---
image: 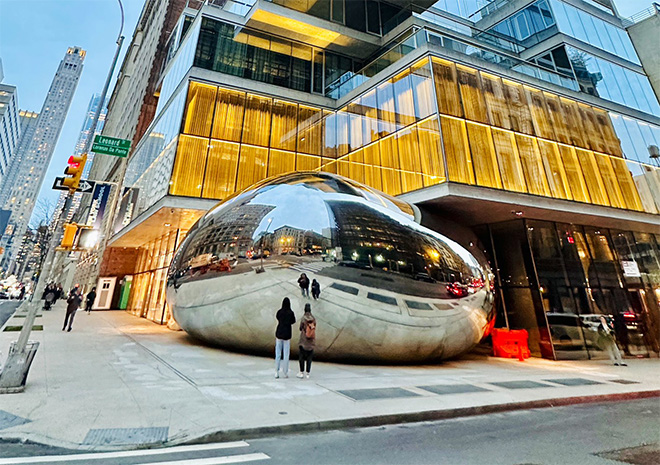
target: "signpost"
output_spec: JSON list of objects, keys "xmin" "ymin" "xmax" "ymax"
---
[
  {"xmin": 52, "ymin": 177, "xmax": 96, "ymax": 194},
  {"xmin": 91, "ymin": 135, "xmax": 131, "ymax": 157}
]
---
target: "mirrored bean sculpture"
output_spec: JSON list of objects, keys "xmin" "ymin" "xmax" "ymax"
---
[{"xmin": 167, "ymin": 172, "xmax": 494, "ymax": 362}]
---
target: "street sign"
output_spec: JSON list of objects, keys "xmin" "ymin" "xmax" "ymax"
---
[
  {"xmin": 53, "ymin": 177, "xmax": 96, "ymax": 193},
  {"xmin": 91, "ymin": 135, "xmax": 131, "ymax": 157}
]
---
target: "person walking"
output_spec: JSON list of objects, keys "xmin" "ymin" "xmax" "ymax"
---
[
  {"xmin": 85, "ymin": 287, "xmax": 97, "ymax": 314},
  {"xmin": 63, "ymin": 285, "xmax": 82, "ymax": 332},
  {"xmin": 274, "ymin": 297, "xmax": 296, "ymax": 378},
  {"xmin": 298, "ymin": 273, "xmax": 310, "ymax": 298},
  {"xmin": 42, "ymin": 284, "xmax": 56, "ymax": 311},
  {"xmin": 597, "ymin": 316, "xmax": 626, "ymax": 366},
  {"xmin": 297, "ymin": 303, "xmax": 316, "ymax": 379},
  {"xmin": 311, "ymin": 279, "xmax": 320, "ymax": 300}
]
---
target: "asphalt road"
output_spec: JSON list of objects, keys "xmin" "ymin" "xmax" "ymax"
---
[
  {"xmin": 1, "ymin": 398, "xmax": 658, "ymax": 465},
  {"xmin": 0, "ymin": 300, "xmax": 20, "ymax": 327}
]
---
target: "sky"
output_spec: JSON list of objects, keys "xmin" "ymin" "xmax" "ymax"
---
[{"xmin": 0, "ymin": 0, "xmax": 657, "ymax": 225}]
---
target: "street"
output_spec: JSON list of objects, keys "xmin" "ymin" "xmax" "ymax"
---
[
  {"xmin": 0, "ymin": 300, "xmax": 20, "ymax": 327},
  {"xmin": 1, "ymin": 398, "xmax": 658, "ymax": 465}
]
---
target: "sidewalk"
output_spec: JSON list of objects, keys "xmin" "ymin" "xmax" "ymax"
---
[{"xmin": 0, "ymin": 301, "xmax": 658, "ymax": 450}]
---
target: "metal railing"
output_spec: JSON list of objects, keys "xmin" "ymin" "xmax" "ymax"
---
[{"xmin": 623, "ymin": 2, "xmax": 660, "ymax": 27}]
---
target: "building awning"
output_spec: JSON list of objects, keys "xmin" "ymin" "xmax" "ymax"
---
[
  {"xmin": 401, "ymin": 182, "xmax": 660, "ymax": 233},
  {"xmin": 108, "ymin": 196, "xmax": 218, "ymax": 248}
]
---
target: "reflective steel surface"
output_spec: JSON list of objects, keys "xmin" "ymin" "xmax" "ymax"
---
[{"xmin": 167, "ymin": 172, "xmax": 494, "ymax": 362}]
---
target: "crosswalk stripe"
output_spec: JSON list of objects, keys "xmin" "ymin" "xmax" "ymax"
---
[
  {"xmin": 143, "ymin": 454, "xmax": 270, "ymax": 465},
  {"xmin": 0, "ymin": 441, "xmax": 251, "ymax": 464}
]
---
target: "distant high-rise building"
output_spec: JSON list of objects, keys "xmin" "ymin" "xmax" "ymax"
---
[
  {"xmin": 0, "ymin": 46, "xmax": 85, "ymax": 273},
  {"xmin": 0, "ymin": 83, "xmax": 20, "ymax": 187}
]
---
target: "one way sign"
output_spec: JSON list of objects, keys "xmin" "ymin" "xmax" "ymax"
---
[{"xmin": 52, "ymin": 177, "xmax": 96, "ymax": 194}]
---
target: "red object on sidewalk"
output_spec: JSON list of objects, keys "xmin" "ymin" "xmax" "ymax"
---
[{"xmin": 492, "ymin": 328, "xmax": 531, "ymax": 361}]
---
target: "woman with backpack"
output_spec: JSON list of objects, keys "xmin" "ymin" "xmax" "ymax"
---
[
  {"xmin": 297, "ymin": 303, "xmax": 316, "ymax": 379},
  {"xmin": 274, "ymin": 297, "xmax": 296, "ymax": 378}
]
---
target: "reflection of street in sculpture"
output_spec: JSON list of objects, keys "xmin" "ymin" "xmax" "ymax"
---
[{"xmin": 167, "ymin": 172, "xmax": 495, "ymax": 362}]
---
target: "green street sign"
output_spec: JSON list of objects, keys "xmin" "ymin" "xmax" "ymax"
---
[{"xmin": 92, "ymin": 135, "xmax": 131, "ymax": 157}]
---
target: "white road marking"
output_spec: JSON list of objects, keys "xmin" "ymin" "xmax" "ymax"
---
[
  {"xmin": 0, "ymin": 441, "xmax": 255, "ymax": 464},
  {"xmin": 142, "ymin": 454, "xmax": 270, "ymax": 465}
]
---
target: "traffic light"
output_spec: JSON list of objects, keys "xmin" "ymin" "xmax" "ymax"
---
[
  {"xmin": 58, "ymin": 223, "xmax": 78, "ymax": 250},
  {"xmin": 62, "ymin": 153, "xmax": 87, "ymax": 192}
]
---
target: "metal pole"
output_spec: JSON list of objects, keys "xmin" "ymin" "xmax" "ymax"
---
[{"xmin": 1, "ymin": 0, "xmax": 125, "ymax": 391}]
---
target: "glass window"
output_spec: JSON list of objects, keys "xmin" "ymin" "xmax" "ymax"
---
[
  {"xmin": 481, "ymin": 72, "xmax": 511, "ymax": 130},
  {"xmin": 558, "ymin": 98, "xmax": 587, "ymax": 149},
  {"xmin": 593, "ymin": 153, "xmax": 625, "ymax": 209},
  {"xmin": 431, "ymin": 57, "xmax": 463, "ymax": 118},
  {"xmin": 323, "ymin": 110, "xmax": 337, "ymax": 159},
  {"xmin": 376, "ymin": 79, "xmax": 397, "ymax": 136},
  {"xmin": 298, "ymin": 105, "xmax": 323, "ymax": 155},
  {"xmin": 558, "ymin": 145, "xmax": 590, "ymax": 203},
  {"xmin": 575, "ymin": 149, "xmax": 609, "ymax": 206},
  {"xmin": 410, "ymin": 60, "xmax": 436, "ymax": 120},
  {"xmin": 457, "ymin": 66, "xmax": 489, "ymax": 124},
  {"xmin": 538, "ymin": 140, "xmax": 571, "ymax": 200},
  {"xmin": 502, "ymin": 79, "xmax": 535, "ymax": 135},
  {"xmin": 492, "ymin": 129, "xmax": 527, "ymax": 193},
  {"xmin": 170, "ymin": 135, "xmax": 208, "ymax": 197},
  {"xmin": 183, "ymin": 82, "xmax": 217, "ymax": 137},
  {"xmin": 525, "ymin": 87, "xmax": 555, "ymax": 140},
  {"xmin": 236, "ymin": 145, "xmax": 268, "ymax": 191},
  {"xmin": 416, "ymin": 118, "xmax": 446, "ymax": 186},
  {"xmin": 363, "ymin": 143, "xmax": 383, "ymax": 191},
  {"xmin": 577, "ymin": 104, "xmax": 607, "ymax": 153},
  {"xmin": 270, "ymin": 100, "xmax": 298, "ymax": 151},
  {"xmin": 516, "ymin": 134, "xmax": 551, "ymax": 196},
  {"xmin": 609, "ymin": 158, "xmax": 642, "ymax": 211},
  {"xmin": 441, "ymin": 116, "xmax": 474, "ymax": 185},
  {"xmin": 392, "ymin": 69, "xmax": 416, "ymax": 128},
  {"xmin": 297, "ymin": 153, "xmax": 321, "ymax": 172},
  {"xmin": 379, "ymin": 134, "xmax": 403, "ymax": 195},
  {"xmin": 396, "ymin": 127, "xmax": 423, "ymax": 192},
  {"xmin": 543, "ymin": 92, "xmax": 571, "ymax": 144},
  {"xmin": 202, "ymin": 140, "xmax": 239, "ymax": 199},
  {"xmin": 212, "ymin": 87, "xmax": 246, "ymax": 142},
  {"xmin": 268, "ymin": 149, "xmax": 296, "ymax": 178},
  {"xmin": 361, "ymin": 89, "xmax": 380, "ymax": 145},
  {"xmin": 241, "ymin": 94, "xmax": 272, "ymax": 146},
  {"xmin": 467, "ymin": 122, "xmax": 502, "ymax": 189}
]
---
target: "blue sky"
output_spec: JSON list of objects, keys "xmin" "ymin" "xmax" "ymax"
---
[{"xmin": 0, "ymin": 0, "xmax": 657, "ymax": 223}]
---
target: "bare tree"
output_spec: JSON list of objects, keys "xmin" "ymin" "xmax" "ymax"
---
[{"xmin": 30, "ymin": 197, "xmax": 57, "ymax": 230}]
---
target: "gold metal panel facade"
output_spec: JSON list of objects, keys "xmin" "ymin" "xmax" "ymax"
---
[{"xmin": 168, "ymin": 57, "xmax": 656, "ymax": 213}]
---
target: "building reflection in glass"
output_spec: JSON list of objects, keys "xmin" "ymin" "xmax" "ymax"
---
[{"xmin": 167, "ymin": 172, "xmax": 495, "ymax": 362}]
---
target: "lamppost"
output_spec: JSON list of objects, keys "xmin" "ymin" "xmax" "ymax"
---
[
  {"xmin": 257, "ymin": 218, "xmax": 273, "ymax": 273},
  {"xmin": 0, "ymin": 0, "xmax": 126, "ymax": 393}
]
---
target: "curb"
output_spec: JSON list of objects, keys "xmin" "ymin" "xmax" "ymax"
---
[{"xmin": 175, "ymin": 389, "xmax": 660, "ymax": 446}]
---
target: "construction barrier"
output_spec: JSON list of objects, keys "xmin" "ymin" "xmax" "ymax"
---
[{"xmin": 492, "ymin": 328, "xmax": 530, "ymax": 361}]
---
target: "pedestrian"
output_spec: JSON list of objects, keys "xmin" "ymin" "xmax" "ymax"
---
[
  {"xmin": 311, "ymin": 279, "xmax": 320, "ymax": 300},
  {"xmin": 298, "ymin": 273, "xmax": 310, "ymax": 298},
  {"xmin": 297, "ymin": 303, "xmax": 316, "ymax": 379},
  {"xmin": 43, "ymin": 284, "xmax": 56, "ymax": 311},
  {"xmin": 274, "ymin": 297, "xmax": 296, "ymax": 379},
  {"xmin": 63, "ymin": 285, "xmax": 82, "ymax": 332},
  {"xmin": 597, "ymin": 316, "xmax": 626, "ymax": 366},
  {"xmin": 18, "ymin": 285, "xmax": 25, "ymax": 301},
  {"xmin": 55, "ymin": 284, "xmax": 63, "ymax": 302},
  {"xmin": 85, "ymin": 287, "xmax": 96, "ymax": 314}
]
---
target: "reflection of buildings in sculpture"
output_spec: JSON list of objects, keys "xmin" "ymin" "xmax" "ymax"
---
[
  {"xmin": 326, "ymin": 200, "xmax": 471, "ymax": 282},
  {"xmin": 183, "ymin": 204, "xmax": 274, "ymax": 260}
]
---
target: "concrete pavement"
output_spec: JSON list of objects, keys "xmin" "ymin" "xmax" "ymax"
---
[{"xmin": 0, "ymin": 301, "xmax": 658, "ymax": 451}]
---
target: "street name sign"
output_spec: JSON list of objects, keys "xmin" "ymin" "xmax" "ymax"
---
[
  {"xmin": 92, "ymin": 135, "xmax": 131, "ymax": 157},
  {"xmin": 52, "ymin": 177, "xmax": 96, "ymax": 194}
]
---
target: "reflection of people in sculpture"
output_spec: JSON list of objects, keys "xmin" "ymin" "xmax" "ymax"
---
[
  {"xmin": 311, "ymin": 279, "xmax": 320, "ymax": 300},
  {"xmin": 297, "ymin": 303, "xmax": 316, "ymax": 379},
  {"xmin": 274, "ymin": 297, "xmax": 296, "ymax": 379},
  {"xmin": 598, "ymin": 316, "xmax": 626, "ymax": 366},
  {"xmin": 298, "ymin": 273, "xmax": 310, "ymax": 297}
]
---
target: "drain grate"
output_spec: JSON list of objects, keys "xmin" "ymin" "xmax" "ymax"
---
[
  {"xmin": 417, "ymin": 384, "xmax": 490, "ymax": 395},
  {"xmin": 0, "ymin": 410, "xmax": 30, "ymax": 431},
  {"xmin": 338, "ymin": 387, "xmax": 420, "ymax": 401},
  {"xmin": 544, "ymin": 378, "xmax": 603, "ymax": 386},
  {"xmin": 82, "ymin": 427, "xmax": 169, "ymax": 446},
  {"xmin": 490, "ymin": 381, "xmax": 553, "ymax": 390}
]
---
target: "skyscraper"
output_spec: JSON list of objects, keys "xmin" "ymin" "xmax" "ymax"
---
[
  {"xmin": 0, "ymin": 46, "xmax": 85, "ymax": 273},
  {"xmin": 0, "ymin": 83, "xmax": 20, "ymax": 188}
]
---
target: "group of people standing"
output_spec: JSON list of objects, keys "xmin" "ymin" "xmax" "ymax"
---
[
  {"xmin": 297, "ymin": 273, "xmax": 321, "ymax": 300},
  {"xmin": 41, "ymin": 283, "xmax": 96, "ymax": 332},
  {"xmin": 274, "ymin": 297, "xmax": 316, "ymax": 379}
]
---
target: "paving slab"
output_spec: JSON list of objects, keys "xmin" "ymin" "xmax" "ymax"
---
[{"xmin": 0, "ymin": 302, "xmax": 658, "ymax": 450}]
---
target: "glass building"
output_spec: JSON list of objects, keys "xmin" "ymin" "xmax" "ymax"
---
[{"xmin": 104, "ymin": 0, "xmax": 659, "ymax": 359}]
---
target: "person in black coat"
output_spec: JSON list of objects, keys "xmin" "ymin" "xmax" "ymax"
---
[
  {"xmin": 63, "ymin": 285, "xmax": 82, "ymax": 332},
  {"xmin": 85, "ymin": 287, "xmax": 96, "ymax": 314},
  {"xmin": 311, "ymin": 279, "xmax": 320, "ymax": 300},
  {"xmin": 274, "ymin": 297, "xmax": 296, "ymax": 378},
  {"xmin": 298, "ymin": 273, "xmax": 310, "ymax": 298}
]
